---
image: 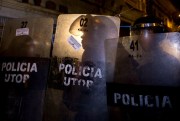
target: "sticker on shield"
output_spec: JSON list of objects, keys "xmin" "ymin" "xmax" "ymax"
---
[
  {"xmin": 44, "ymin": 14, "xmax": 120, "ymax": 121},
  {"xmin": 16, "ymin": 28, "xmax": 29, "ymax": 36},
  {"xmin": 67, "ymin": 35, "xmax": 81, "ymax": 50}
]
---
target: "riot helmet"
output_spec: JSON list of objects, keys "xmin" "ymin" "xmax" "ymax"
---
[
  {"xmin": 131, "ymin": 15, "xmax": 166, "ymax": 51},
  {"xmin": 69, "ymin": 14, "xmax": 119, "ymax": 49},
  {"xmin": 69, "ymin": 14, "xmax": 119, "ymax": 61},
  {"xmin": 131, "ymin": 15, "xmax": 165, "ymax": 35}
]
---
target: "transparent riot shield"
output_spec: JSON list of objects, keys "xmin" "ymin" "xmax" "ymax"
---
[
  {"xmin": 44, "ymin": 14, "xmax": 120, "ymax": 121},
  {"xmin": 106, "ymin": 32, "xmax": 180, "ymax": 121},
  {"xmin": 104, "ymin": 38, "xmax": 119, "ymax": 83},
  {"xmin": 0, "ymin": 17, "xmax": 54, "ymax": 121}
]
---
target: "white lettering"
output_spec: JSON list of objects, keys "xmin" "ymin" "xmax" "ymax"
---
[
  {"xmin": 4, "ymin": 74, "xmax": 30, "ymax": 84},
  {"xmin": 59, "ymin": 63, "xmax": 65, "ymax": 72},
  {"xmin": 82, "ymin": 66, "xmax": 90, "ymax": 77},
  {"xmin": 1, "ymin": 63, "xmax": 6, "ymax": 71},
  {"xmin": 12, "ymin": 63, "xmax": 16, "ymax": 71},
  {"xmin": 16, "ymin": 74, "xmax": 23, "ymax": 83},
  {"xmin": 122, "ymin": 94, "xmax": 130, "ymax": 105},
  {"xmin": 20, "ymin": 63, "xmax": 27, "ymax": 72},
  {"xmin": 1, "ymin": 62, "xmax": 38, "ymax": 72},
  {"xmin": 145, "ymin": 95, "xmax": 153, "ymax": 107},
  {"xmin": 139, "ymin": 95, "xmax": 144, "ymax": 106},
  {"xmin": 17, "ymin": 62, "xmax": 20, "ymax": 71},
  {"xmin": 72, "ymin": 77, "xmax": 77, "ymax": 85},
  {"xmin": 72, "ymin": 67, "xmax": 77, "ymax": 75},
  {"xmin": 113, "ymin": 93, "xmax": 172, "ymax": 108},
  {"xmin": 86, "ymin": 80, "xmax": 93, "ymax": 88},
  {"xmin": 64, "ymin": 77, "xmax": 70, "ymax": 86},
  {"xmin": 59, "ymin": 63, "xmax": 103, "ymax": 78},
  {"xmin": 30, "ymin": 63, "xmax": 37, "ymax": 72},
  {"xmin": 131, "ymin": 95, "xmax": 138, "ymax": 106},
  {"xmin": 94, "ymin": 68, "xmax": 102, "ymax": 78},
  {"xmin": 162, "ymin": 96, "xmax": 172, "ymax": 108},
  {"xmin": 23, "ymin": 74, "xmax": 30, "ymax": 83},
  {"xmin": 6, "ymin": 63, "xmax": 11, "ymax": 71},
  {"xmin": 65, "ymin": 64, "xmax": 72, "ymax": 74},
  {"xmin": 155, "ymin": 96, "xmax": 160, "ymax": 108},
  {"xmin": 11, "ymin": 74, "xmax": 16, "ymax": 83},
  {"xmin": 114, "ymin": 93, "xmax": 121, "ymax": 104},
  {"xmin": 4, "ymin": 74, "xmax": 10, "ymax": 82},
  {"xmin": 63, "ymin": 76, "xmax": 94, "ymax": 88},
  {"xmin": 78, "ymin": 79, "xmax": 86, "ymax": 86}
]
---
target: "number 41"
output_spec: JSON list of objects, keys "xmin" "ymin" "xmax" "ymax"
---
[{"xmin": 130, "ymin": 40, "xmax": 138, "ymax": 51}]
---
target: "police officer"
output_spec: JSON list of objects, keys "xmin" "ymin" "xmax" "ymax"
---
[
  {"xmin": 130, "ymin": 15, "xmax": 180, "ymax": 87},
  {"xmin": 63, "ymin": 14, "xmax": 119, "ymax": 121},
  {"xmin": 127, "ymin": 15, "xmax": 179, "ymax": 121}
]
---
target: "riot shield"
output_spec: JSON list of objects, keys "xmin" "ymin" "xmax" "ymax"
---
[
  {"xmin": 106, "ymin": 32, "xmax": 180, "ymax": 121},
  {"xmin": 0, "ymin": 17, "xmax": 54, "ymax": 121},
  {"xmin": 44, "ymin": 14, "xmax": 120, "ymax": 121}
]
